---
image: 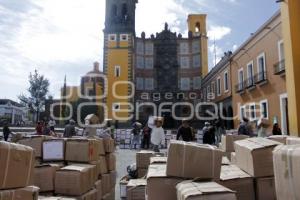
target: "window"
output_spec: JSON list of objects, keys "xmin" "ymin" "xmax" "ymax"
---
[
  {"xmin": 112, "ymin": 103, "xmax": 121, "ymax": 111},
  {"xmin": 120, "ymin": 34, "xmax": 128, "ymax": 41},
  {"xmin": 278, "ymin": 40, "xmax": 285, "ymax": 61},
  {"xmin": 145, "ymin": 57, "xmax": 153, "ymax": 69},
  {"xmin": 207, "ymin": 85, "xmax": 211, "ymax": 94},
  {"xmin": 257, "ymin": 53, "xmax": 266, "ymax": 81},
  {"xmin": 136, "ymin": 77, "xmax": 144, "ymax": 90},
  {"xmin": 180, "ymin": 78, "xmax": 190, "ymax": 91},
  {"xmin": 249, "ymin": 103, "xmax": 257, "ymax": 121},
  {"xmin": 111, "ymin": 4, "xmax": 117, "ymax": 17},
  {"xmin": 180, "ymin": 57, "xmax": 189, "ymax": 69},
  {"xmin": 145, "ymin": 78, "xmax": 154, "ymax": 90},
  {"xmin": 180, "ymin": 42, "xmax": 189, "ymax": 54},
  {"xmin": 193, "ymin": 55, "xmax": 201, "ymax": 68},
  {"xmin": 145, "ymin": 43, "xmax": 154, "ymax": 55},
  {"xmin": 108, "ymin": 34, "xmax": 116, "ymax": 41},
  {"xmin": 192, "ymin": 40, "xmax": 200, "ymax": 53},
  {"xmin": 136, "ymin": 41, "xmax": 144, "ymax": 54},
  {"xmin": 224, "ymin": 71, "xmax": 229, "ymax": 92},
  {"xmin": 114, "ymin": 66, "xmax": 121, "ymax": 77},
  {"xmin": 217, "ymin": 77, "xmax": 221, "ymax": 96},
  {"xmin": 238, "ymin": 68, "xmax": 244, "ymax": 90},
  {"xmin": 136, "ymin": 56, "xmax": 144, "ymax": 69},
  {"xmin": 240, "ymin": 105, "xmax": 246, "ymax": 119},
  {"xmin": 247, "ymin": 61, "xmax": 254, "ymax": 87},
  {"xmin": 260, "ymin": 100, "xmax": 269, "ymax": 119},
  {"xmin": 193, "ymin": 77, "xmax": 201, "ymax": 90},
  {"xmin": 211, "ymin": 82, "xmax": 215, "ymax": 96}
]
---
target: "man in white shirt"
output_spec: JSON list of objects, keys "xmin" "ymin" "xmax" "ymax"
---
[
  {"xmin": 48, "ymin": 119, "xmax": 56, "ymax": 132},
  {"xmin": 148, "ymin": 117, "xmax": 165, "ymax": 152}
]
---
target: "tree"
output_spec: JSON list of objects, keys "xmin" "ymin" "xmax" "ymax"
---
[{"xmin": 19, "ymin": 70, "xmax": 50, "ymax": 123}]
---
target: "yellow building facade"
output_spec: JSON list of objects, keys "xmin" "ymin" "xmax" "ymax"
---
[{"xmin": 280, "ymin": 0, "xmax": 300, "ymax": 136}]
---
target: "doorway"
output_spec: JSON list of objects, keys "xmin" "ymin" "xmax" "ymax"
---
[{"xmin": 280, "ymin": 93, "xmax": 289, "ymax": 135}]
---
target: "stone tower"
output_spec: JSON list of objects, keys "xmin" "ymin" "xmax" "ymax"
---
[{"xmin": 103, "ymin": 0, "xmax": 138, "ymax": 122}]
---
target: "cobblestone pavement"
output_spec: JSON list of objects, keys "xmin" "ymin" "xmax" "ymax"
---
[{"xmin": 115, "ymin": 147, "xmax": 137, "ymax": 200}]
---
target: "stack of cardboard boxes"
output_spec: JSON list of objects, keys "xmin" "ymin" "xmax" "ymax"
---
[
  {"xmin": 143, "ymin": 141, "xmax": 236, "ymax": 200},
  {"xmin": 17, "ymin": 136, "xmax": 116, "ymax": 200},
  {"xmin": 0, "ymin": 141, "xmax": 39, "ymax": 200},
  {"xmin": 136, "ymin": 151, "xmax": 155, "ymax": 178},
  {"xmin": 233, "ymin": 138, "xmax": 281, "ymax": 200}
]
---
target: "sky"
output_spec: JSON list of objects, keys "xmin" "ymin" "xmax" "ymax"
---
[{"xmin": 0, "ymin": 0, "xmax": 279, "ymax": 101}]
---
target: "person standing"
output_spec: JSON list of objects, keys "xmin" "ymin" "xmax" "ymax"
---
[
  {"xmin": 36, "ymin": 121, "xmax": 43, "ymax": 135},
  {"xmin": 131, "ymin": 122, "xmax": 141, "ymax": 150},
  {"xmin": 141, "ymin": 124, "xmax": 151, "ymax": 149},
  {"xmin": 257, "ymin": 119, "xmax": 268, "ymax": 138},
  {"xmin": 272, "ymin": 123, "xmax": 282, "ymax": 135},
  {"xmin": 64, "ymin": 119, "xmax": 76, "ymax": 138},
  {"xmin": 176, "ymin": 119, "xmax": 193, "ymax": 142},
  {"xmin": 3, "ymin": 122, "xmax": 11, "ymax": 141},
  {"xmin": 238, "ymin": 117, "xmax": 253, "ymax": 136},
  {"xmin": 203, "ymin": 122, "xmax": 215, "ymax": 145},
  {"xmin": 42, "ymin": 122, "xmax": 51, "ymax": 135},
  {"xmin": 48, "ymin": 118, "xmax": 56, "ymax": 132},
  {"xmin": 148, "ymin": 117, "xmax": 165, "ymax": 152}
]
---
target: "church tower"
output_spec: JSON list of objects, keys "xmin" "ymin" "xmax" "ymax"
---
[
  {"xmin": 187, "ymin": 14, "xmax": 209, "ymax": 76},
  {"xmin": 103, "ymin": 0, "xmax": 138, "ymax": 122}
]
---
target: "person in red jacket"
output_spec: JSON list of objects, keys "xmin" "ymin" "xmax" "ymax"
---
[{"xmin": 36, "ymin": 121, "xmax": 43, "ymax": 135}]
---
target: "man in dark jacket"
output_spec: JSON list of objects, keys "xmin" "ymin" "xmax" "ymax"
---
[
  {"xmin": 177, "ymin": 120, "xmax": 193, "ymax": 142},
  {"xmin": 64, "ymin": 120, "xmax": 76, "ymax": 138},
  {"xmin": 3, "ymin": 122, "xmax": 11, "ymax": 141}
]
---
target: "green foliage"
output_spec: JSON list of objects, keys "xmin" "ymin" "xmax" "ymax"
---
[{"xmin": 19, "ymin": 70, "xmax": 50, "ymax": 122}]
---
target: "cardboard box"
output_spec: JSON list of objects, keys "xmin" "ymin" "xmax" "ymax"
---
[
  {"xmin": 176, "ymin": 181, "xmax": 237, "ymax": 200},
  {"xmin": 136, "ymin": 150, "xmax": 154, "ymax": 169},
  {"xmin": 105, "ymin": 153, "xmax": 116, "ymax": 171},
  {"xmin": 43, "ymin": 139, "xmax": 65, "ymax": 161},
  {"xmin": 109, "ymin": 171, "xmax": 117, "ymax": 189},
  {"xmin": 150, "ymin": 156, "xmax": 167, "ymax": 164},
  {"xmin": 220, "ymin": 134, "xmax": 249, "ymax": 152},
  {"xmin": 234, "ymin": 138, "xmax": 281, "ymax": 177},
  {"xmin": 255, "ymin": 177, "xmax": 276, "ymax": 200},
  {"xmin": 38, "ymin": 197, "xmax": 75, "ymax": 200},
  {"xmin": 0, "ymin": 142, "xmax": 35, "ymax": 189},
  {"xmin": 0, "ymin": 186, "xmax": 39, "ymax": 200},
  {"xmin": 166, "ymin": 141, "xmax": 222, "ymax": 179},
  {"xmin": 34, "ymin": 164, "xmax": 62, "ymax": 192},
  {"xmin": 99, "ymin": 156, "xmax": 108, "ymax": 174},
  {"xmin": 55, "ymin": 165, "xmax": 94, "ymax": 196},
  {"xmin": 138, "ymin": 168, "xmax": 148, "ymax": 178},
  {"xmin": 97, "ymin": 138, "xmax": 106, "ymax": 155},
  {"xmin": 103, "ymin": 138, "xmax": 115, "ymax": 153},
  {"xmin": 78, "ymin": 189, "xmax": 97, "ymax": 200},
  {"xmin": 127, "ymin": 179, "xmax": 146, "ymax": 200},
  {"xmin": 90, "ymin": 159, "xmax": 101, "ymax": 178},
  {"xmin": 68, "ymin": 164, "xmax": 98, "ymax": 184},
  {"xmin": 267, "ymin": 135, "xmax": 289, "ymax": 144},
  {"xmin": 273, "ymin": 145, "xmax": 300, "ymax": 200},
  {"xmin": 102, "ymin": 190, "xmax": 115, "ymax": 200},
  {"xmin": 218, "ymin": 165, "xmax": 255, "ymax": 200},
  {"xmin": 65, "ymin": 139, "xmax": 101, "ymax": 163},
  {"xmin": 286, "ymin": 137, "xmax": 300, "ymax": 145},
  {"xmin": 146, "ymin": 164, "xmax": 184, "ymax": 200},
  {"xmin": 19, "ymin": 135, "xmax": 52, "ymax": 157},
  {"xmin": 231, "ymin": 152, "xmax": 237, "ymax": 165},
  {"xmin": 120, "ymin": 176, "xmax": 130, "ymax": 198},
  {"xmin": 95, "ymin": 180, "xmax": 102, "ymax": 200},
  {"xmin": 101, "ymin": 174, "xmax": 111, "ymax": 195}
]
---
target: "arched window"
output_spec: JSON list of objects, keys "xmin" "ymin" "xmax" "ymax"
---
[
  {"xmin": 195, "ymin": 22, "xmax": 201, "ymax": 33},
  {"xmin": 111, "ymin": 4, "xmax": 117, "ymax": 17}
]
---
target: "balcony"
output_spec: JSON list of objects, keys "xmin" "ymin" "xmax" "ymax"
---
[
  {"xmin": 274, "ymin": 59, "xmax": 286, "ymax": 75},
  {"xmin": 235, "ymin": 81, "xmax": 245, "ymax": 94},
  {"xmin": 246, "ymin": 77, "xmax": 256, "ymax": 90},
  {"xmin": 254, "ymin": 71, "xmax": 268, "ymax": 85}
]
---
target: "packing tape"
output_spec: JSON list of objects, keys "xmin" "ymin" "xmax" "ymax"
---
[
  {"xmin": 2, "ymin": 142, "xmax": 11, "ymax": 189},
  {"xmin": 26, "ymin": 149, "xmax": 34, "ymax": 186}
]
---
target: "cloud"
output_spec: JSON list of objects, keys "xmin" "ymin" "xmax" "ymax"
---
[{"xmin": 208, "ymin": 26, "xmax": 232, "ymax": 40}]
